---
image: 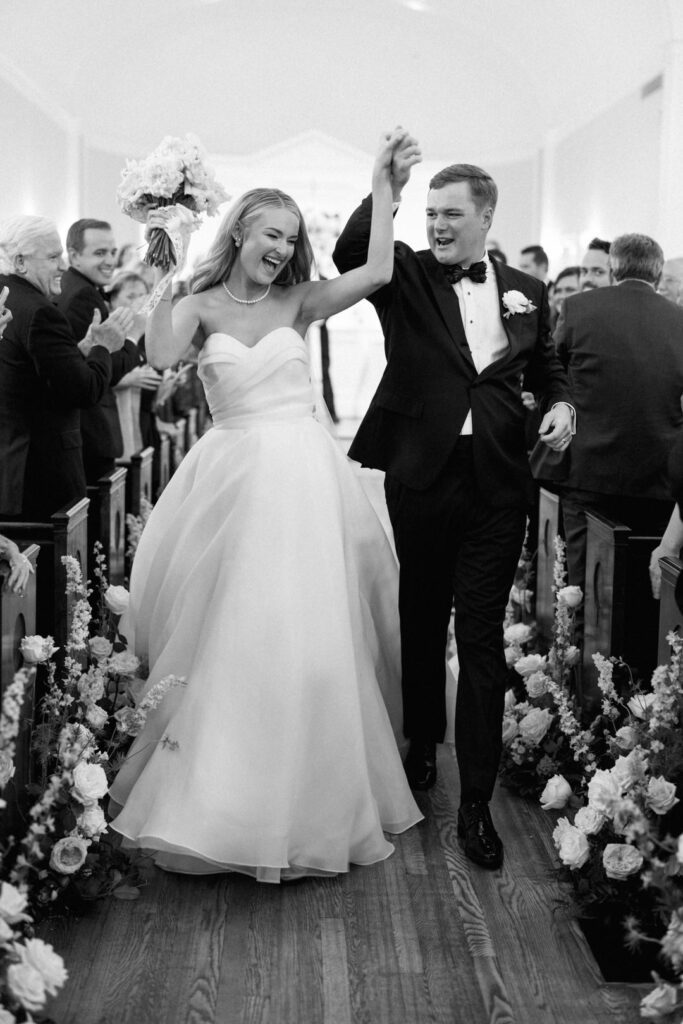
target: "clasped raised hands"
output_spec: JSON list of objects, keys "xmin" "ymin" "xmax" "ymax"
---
[{"xmin": 374, "ymin": 127, "xmax": 422, "ymax": 192}]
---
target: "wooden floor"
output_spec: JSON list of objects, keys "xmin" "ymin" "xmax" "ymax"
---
[{"xmin": 42, "ymin": 745, "xmax": 643, "ymax": 1024}]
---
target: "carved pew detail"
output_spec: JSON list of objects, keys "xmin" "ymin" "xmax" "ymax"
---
[
  {"xmin": 535, "ymin": 488, "xmax": 560, "ymax": 645},
  {"xmin": 87, "ymin": 467, "xmax": 127, "ymax": 585}
]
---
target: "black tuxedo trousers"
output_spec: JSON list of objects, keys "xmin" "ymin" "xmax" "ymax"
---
[{"xmin": 385, "ymin": 438, "xmax": 527, "ymax": 804}]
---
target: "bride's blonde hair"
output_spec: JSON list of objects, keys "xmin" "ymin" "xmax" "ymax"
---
[{"xmin": 191, "ymin": 188, "xmax": 314, "ymax": 294}]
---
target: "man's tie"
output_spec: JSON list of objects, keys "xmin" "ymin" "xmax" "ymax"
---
[{"xmin": 443, "ymin": 261, "xmax": 487, "ymax": 284}]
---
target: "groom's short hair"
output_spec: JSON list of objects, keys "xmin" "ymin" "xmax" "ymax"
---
[{"xmin": 428, "ymin": 164, "xmax": 498, "ymax": 213}]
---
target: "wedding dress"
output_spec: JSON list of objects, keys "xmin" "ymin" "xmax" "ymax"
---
[{"xmin": 109, "ymin": 328, "xmax": 422, "ymax": 881}]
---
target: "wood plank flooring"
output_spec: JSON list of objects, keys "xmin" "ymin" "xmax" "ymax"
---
[{"xmin": 41, "ymin": 745, "xmax": 644, "ymax": 1024}]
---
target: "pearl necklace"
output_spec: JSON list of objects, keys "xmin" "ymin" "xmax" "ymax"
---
[{"xmin": 222, "ymin": 280, "xmax": 271, "ymax": 305}]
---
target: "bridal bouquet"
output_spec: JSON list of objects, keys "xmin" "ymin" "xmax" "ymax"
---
[{"xmin": 117, "ymin": 134, "xmax": 229, "ymax": 270}]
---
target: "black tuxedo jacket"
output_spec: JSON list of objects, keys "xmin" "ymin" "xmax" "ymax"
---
[
  {"xmin": 555, "ymin": 280, "xmax": 683, "ymax": 500},
  {"xmin": 57, "ymin": 267, "xmax": 139, "ymax": 460},
  {"xmin": 0, "ymin": 273, "xmax": 112, "ymax": 518},
  {"xmin": 333, "ymin": 196, "xmax": 571, "ymax": 503}
]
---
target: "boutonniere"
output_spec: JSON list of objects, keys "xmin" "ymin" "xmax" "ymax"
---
[{"xmin": 502, "ymin": 290, "xmax": 537, "ymax": 319}]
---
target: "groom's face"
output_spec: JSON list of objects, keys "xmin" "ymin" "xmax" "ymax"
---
[{"xmin": 426, "ymin": 182, "xmax": 492, "ymax": 268}]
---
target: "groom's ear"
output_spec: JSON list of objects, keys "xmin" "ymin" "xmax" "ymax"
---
[{"xmin": 481, "ymin": 206, "xmax": 494, "ymax": 231}]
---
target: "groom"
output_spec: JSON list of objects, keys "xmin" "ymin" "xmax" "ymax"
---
[{"xmin": 334, "ymin": 142, "xmax": 573, "ymax": 869}]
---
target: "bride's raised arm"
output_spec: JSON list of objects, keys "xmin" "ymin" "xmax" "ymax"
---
[
  {"xmin": 144, "ymin": 223, "xmax": 203, "ymax": 369},
  {"xmin": 296, "ymin": 128, "xmax": 421, "ymax": 327}
]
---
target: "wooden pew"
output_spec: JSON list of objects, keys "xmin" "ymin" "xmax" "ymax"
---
[
  {"xmin": 583, "ymin": 511, "xmax": 660, "ymax": 702},
  {"xmin": 87, "ymin": 467, "xmax": 127, "ymax": 585},
  {"xmin": 657, "ymin": 555, "xmax": 683, "ymax": 665},
  {"xmin": 0, "ymin": 499, "xmax": 89, "ymax": 652},
  {"xmin": 153, "ymin": 433, "xmax": 171, "ymax": 499},
  {"xmin": 535, "ymin": 487, "xmax": 561, "ymax": 644},
  {"xmin": 184, "ymin": 408, "xmax": 198, "ymax": 451},
  {"xmin": 117, "ymin": 446, "xmax": 154, "ymax": 518},
  {"xmin": 0, "ymin": 544, "xmax": 39, "ymax": 835}
]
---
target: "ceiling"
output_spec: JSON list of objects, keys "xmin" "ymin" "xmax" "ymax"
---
[{"xmin": 3, "ymin": 0, "xmax": 674, "ymax": 163}]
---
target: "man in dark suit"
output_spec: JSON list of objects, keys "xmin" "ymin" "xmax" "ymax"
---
[
  {"xmin": 556, "ymin": 233, "xmax": 683, "ymax": 591},
  {"xmin": 334, "ymin": 149, "xmax": 573, "ymax": 870},
  {"xmin": 0, "ymin": 215, "xmax": 133, "ymax": 520},
  {"xmin": 58, "ymin": 219, "xmax": 141, "ymax": 483}
]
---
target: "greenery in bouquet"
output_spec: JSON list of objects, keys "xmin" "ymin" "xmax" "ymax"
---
[
  {"xmin": 0, "ymin": 546, "xmax": 182, "ymax": 1019},
  {"xmin": 116, "ymin": 133, "xmax": 229, "ymax": 269}
]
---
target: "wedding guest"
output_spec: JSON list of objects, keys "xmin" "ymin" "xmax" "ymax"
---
[
  {"xmin": 580, "ymin": 237, "xmax": 612, "ymax": 290},
  {"xmin": 519, "ymin": 245, "xmax": 549, "ymax": 282},
  {"xmin": 0, "ymin": 534, "xmax": 33, "ymax": 594},
  {"xmin": 657, "ymin": 257, "xmax": 683, "ymax": 305},
  {"xmin": 0, "ymin": 216, "xmax": 132, "ymax": 520},
  {"xmin": 556, "ymin": 234, "xmax": 683, "ymax": 596},
  {"xmin": 0, "ymin": 285, "xmax": 11, "ymax": 337},
  {"xmin": 550, "ymin": 265, "xmax": 581, "ymax": 327},
  {"xmin": 58, "ymin": 219, "xmax": 141, "ymax": 483},
  {"xmin": 334, "ymin": 151, "xmax": 573, "ymax": 870}
]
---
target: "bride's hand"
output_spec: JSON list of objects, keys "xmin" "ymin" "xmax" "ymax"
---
[
  {"xmin": 145, "ymin": 205, "xmax": 196, "ymax": 244},
  {"xmin": 373, "ymin": 127, "xmax": 421, "ymax": 190}
]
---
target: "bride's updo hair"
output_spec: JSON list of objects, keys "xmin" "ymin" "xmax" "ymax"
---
[{"xmin": 191, "ymin": 188, "xmax": 314, "ymax": 294}]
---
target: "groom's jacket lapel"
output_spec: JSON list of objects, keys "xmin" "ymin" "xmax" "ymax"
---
[{"xmin": 418, "ymin": 250, "xmax": 476, "ymax": 375}]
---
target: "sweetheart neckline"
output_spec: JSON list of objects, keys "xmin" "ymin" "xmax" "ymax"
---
[{"xmin": 203, "ymin": 328, "xmax": 306, "ymax": 352}]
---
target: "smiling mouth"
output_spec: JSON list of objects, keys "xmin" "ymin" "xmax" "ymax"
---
[
  {"xmin": 263, "ymin": 256, "xmax": 281, "ymax": 272},
  {"xmin": 435, "ymin": 238, "xmax": 453, "ymax": 248}
]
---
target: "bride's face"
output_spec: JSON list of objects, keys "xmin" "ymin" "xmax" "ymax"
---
[{"xmin": 238, "ymin": 207, "xmax": 300, "ymax": 285}]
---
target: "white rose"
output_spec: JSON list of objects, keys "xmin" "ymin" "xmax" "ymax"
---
[
  {"xmin": 108, "ymin": 651, "xmax": 140, "ymax": 677},
  {"xmin": 502, "ymin": 289, "xmax": 533, "ymax": 315},
  {"xmin": 77, "ymin": 804, "xmax": 108, "ymax": 839},
  {"xmin": 71, "ymin": 762, "xmax": 108, "ymax": 806},
  {"xmin": 518, "ymin": 707, "xmax": 553, "ymax": 745},
  {"xmin": 614, "ymin": 726, "xmax": 637, "ymax": 751},
  {"xmin": 0, "ymin": 1004, "xmax": 15, "ymax": 1022},
  {"xmin": 602, "ymin": 842, "xmax": 644, "ymax": 880},
  {"xmin": 640, "ymin": 982, "xmax": 679, "ymax": 1019},
  {"xmin": 85, "ymin": 704, "xmax": 109, "ymax": 731},
  {"xmin": 540, "ymin": 774, "xmax": 572, "ymax": 811},
  {"xmin": 565, "ymin": 645, "xmax": 581, "ymax": 666},
  {"xmin": 7, "ymin": 961, "xmax": 46, "ymax": 1012},
  {"xmin": 504, "ymin": 645, "xmax": 519, "ymax": 667},
  {"xmin": 574, "ymin": 805, "xmax": 606, "ymax": 836},
  {"xmin": 0, "ymin": 882, "xmax": 29, "ymax": 924},
  {"xmin": 587, "ymin": 768, "xmax": 622, "ymax": 814},
  {"xmin": 504, "ymin": 689, "xmax": 517, "ymax": 711},
  {"xmin": 504, "ymin": 623, "xmax": 532, "ymax": 646},
  {"xmin": 557, "ymin": 585, "xmax": 583, "ymax": 608},
  {"xmin": 104, "ymin": 585, "xmax": 130, "ymax": 615},
  {"xmin": 77, "ymin": 669, "xmax": 105, "ymax": 703},
  {"xmin": 525, "ymin": 671, "xmax": 550, "ymax": 699},
  {"xmin": 552, "ymin": 815, "xmax": 574, "ymax": 846},
  {"xmin": 612, "ymin": 750, "xmax": 646, "ymax": 792},
  {"xmin": 557, "ymin": 825, "xmax": 590, "ymax": 869},
  {"xmin": 501, "ymin": 716, "xmax": 519, "ymax": 744},
  {"xmin": 0, "ymin": 750, "xmax": 15, "ymax": 789},
  {"xmin": 49, "ymin": 836, "xmax": 90, "ymax": 875},
  {"xmin": 627, "ymin": 693, "xmax": 655, "ymax": 719},
  {"xmin": 88, "ymin": 636, "xmax": 113, "ymax": 661},
  {"xmin": 646, "ymin": 776, "xmax": 680, "ymax": 815},
  {"xmin": 58, "ymin": 723, "xmax": 94, "ymax": 768},
  {"xmin": 19, "ymin": 634, "xmax": 57, "ymax": 665},
  {"xmin": 19, "ymin": 938, "xmax": 68, "ymax": 996},
  {"xmin": 0, "ymin": 917, "xmax": 14, "ymax": 944},
  {"xmin": 514, "ymin": 654, "xmax": 546, "ymax": 678}
]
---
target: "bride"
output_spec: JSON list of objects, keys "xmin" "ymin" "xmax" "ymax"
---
[{"xmin": 109, "ymin": 127, "xmax": 424, "ymax": 882}]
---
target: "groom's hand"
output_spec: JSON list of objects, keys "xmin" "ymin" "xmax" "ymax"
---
[
  {"xmin": 538, "ymin": 403, "xmax": 574, "ymax": 451},
  {"xmin": 390, "ymin": 128, "xmax": 421, "ymax": 201}
]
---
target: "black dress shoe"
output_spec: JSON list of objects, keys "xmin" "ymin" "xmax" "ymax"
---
[
  {"xmin": 403, "ymin": 740, "xmax": 437, "ymax": 791},
  {"xmin": 457, "ymin": 801, "xmax": 503, "ymax": 870}
]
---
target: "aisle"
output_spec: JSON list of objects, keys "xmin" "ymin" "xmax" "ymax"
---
[{"xmin": 42, "ymin": 745, "xmax": 643, "ymax": 1024}]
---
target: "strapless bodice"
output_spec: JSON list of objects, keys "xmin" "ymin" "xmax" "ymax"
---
[{"xmin": 197, "ymin": 328, "xmax": 315, "ymax": 428}]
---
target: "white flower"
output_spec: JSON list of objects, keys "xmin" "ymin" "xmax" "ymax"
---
[
  {"xmin": 574, "ymin": 805, "xmax": 606, "ymax": 836},
  {"xmin": 614, "ymin": 726, "xmax": 637, "ymax": 751},
  {"xmin": 104, "ymin": 585, "xmax": 130, "ymax": 615},
  {"xmin": 49, "ymin": 836, "xmax": 90, "ymax": 875},
  {"xmin": 525, "ymin": 671, "xmax": 550, "ymax": 700},
  {"xmin": 0, "ymin": 917, "xmax": 14, "ymax": 944},
  {"xmin": 0, "ymin": 882, "xmax": 30, "ymax": 924},
  {"xmin": 71, "ymin": 762, "xmax": 108, "ymax": 806},
  {"xmin": 108, "ymin": 651, "xmax": 140, "ymax": 677},
  {"xmin": 514, "ymin": 654, "xmax": 547, "ymax": 678},
  {"xmin": 587, "ymin": 768, "xmax": 623, "ymax": 814},
  {"xmin": 501, "ymin": 716, "xmax": 519, "ymax": 744},
  {"xmin": 88, "ymin": 636, "xmax": 113, "ymax": 661},
  {"xmin": 518, "ymin": 707, "xmax": 553, "ymax": 745},
  {"xmin": 19, "ymin": 937, "xmax": 68, "ymax": 996},
  {"xmin": 564, "ymin": 645, "xmax": 581, "ymax": 666},
  {"xmin": 77, "ymin": 668, "xmax": 105, "ymax": 703},
  {"xmin": 640, "ymin": 983, "xmax": 679, "ymax": 1019},
  {"xmin": 611, "ymin": 750, "xmax": 646, "ymax": 792},
  {"xmin": 557, "ymin": 825, "xmax": 590, "ymax": 869},
  {"xmin": 678, "ymin": 833, "xmax": 683, "ymax": 865},
  {"xmin": 661, "ymin": 910, "xmax": 683, "ymax": 971},
  {"xmin": 85, "ymin": 704, "xmax": 109, "ymax": 731},
  {"xmin": 556, "ymin": 585, "xmax": 583, "ymax": 608},
  {"xmin": 0, "ymin": 749, "xmax": 15, "ymax": 788},
  {"xmin": 552, "ymin": 815, "xmax": 574, "ymax": 845},
  {"xmin": 504, "ymin": 645, "xmax": 519, "ymax": 667},
  {"xmin": 602, "ymin": 843, "xmax": 644, "ymax": 880},
  {"xmin": 502, "ymin": 289, "xmax": 537, "ymax": 318},
  {"xmin": 504, "ymin": 623, "xmax": 532, "ymax": 646},
  {"xmin": 504, "ymin": 689, "xmax": 517, "ymax": 711},
  {"xmin": 646, "ymin": 776, "xmax": 680, "ymax": 815},
  {"xmin": 7, "ymin": 960, "xmax": 46, "ymax": 1012},
  {"xmin": 58, "ymin": 723, "xmax": 94, "ymax": 767},
  {"xmin": 627, "ymin": 692, "xmax": 656, "ymax": 719},
  {"xmin": 0, "ymin": 1004, "xmax": 16, "ymax": 1022},
  {"xmin": 77, "ymin": 804, "xmax": 107, "ymax": 839},
  {"xmin": 19, "ymin": 634, "xmax": 57, "ymax": 665},
  {"xmin": 540, "ymin": 774, "xmax": 572, "ymax": 810}
]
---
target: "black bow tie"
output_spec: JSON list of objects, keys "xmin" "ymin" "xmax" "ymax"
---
[{"xmin": 443, "ymin": 260, "xmax": 487, "ymax": 285}]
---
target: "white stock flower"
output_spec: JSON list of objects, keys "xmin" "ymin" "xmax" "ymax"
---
[
  {"xmin": 71, "ymin": 762, "xmax": 108, "ymax": 806},
  {"xmin": 540, "ymin": 774, "xmax": 572, "ymax": 810},
  {"xmin": 514, "ymin": 654, "xmax": 547, "ymax": 678},
  {"xmin": 602, "ymin": 843, "xmax": 644, "ymax": 880},
  {"xmin": 0, "ymin": 750, "xmax": 15, "ymax": 789},
  {"xmin": 518, "ymin": 707, "xmax": 553, "ymax": 745},
  {"xmin": 557, "ymin": 825, "xmax": 590, "ymax": 869},
  {"xmin": 77, "ymin": 804, "xmax": 107, "ymax": 839},
  {"xmin": 104, "ymin": 586, "xmax": 130, "ymax": 615},
  {"xmin": 525, "ymin": 671, "xmax": 550, "ymax": 699},
  {"xmin": 58, "ymin": 723, "xmax": 94, "ymax": 768},
  {"xmin": 77, "ymin": 669, "xmax": 105, "ymax": 703},
  {"xmin": 574, "ymin": 805, "xmax": 606, "ymax": 836},
  {"xmin": 556, "ymin": 585, "xmax": 583, "ymax": 609},
  {"xmin": 640, "ymin": 983, "xmax": 678, "ymax": 1019},
  {"xmin": 19, "ymin": 635, "xmax": 57, "ymax": 665},
  {"xmin": 646, "ymin": 776, "xmax": 680, "ymax": 815},
  {"xmin": 7, "ymin": 961, "xmax": 46, "ymax": 1012},
  {"xmin": 627, "ymin": 693, "xmax": 656, "ymax": 719},
  {"xmin": 564, "ymin": 645, "xmax": 581, "ymax": 666},
  {"xmin": 0, "ymin": 882, "xmax": 30, "ymax": 924},
  {"xmin": 49, "ymin": 836, "xmax": 90, "ymax": 875},
  {"xmin": 587, "ymin": 768, "xmax": 622, "ymax": 814},
  {"xmin": 614, "ymin": 726, "xmax": 637, "ymax": 751},
  {"xmin": 19, "ymin": 938, "xmax": 68, "ymax": 996},
  {"xmin": 504, "ymin": 623, "xmax": 532, "ymax": 646}
]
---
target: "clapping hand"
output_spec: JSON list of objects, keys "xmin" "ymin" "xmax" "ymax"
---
[
  {"xmin": 81, "ymin": 306, "xmax": 135, "ymax": 354},
  {"xmin": 0, "ymin": 285, "xmax": 12, "ymax": 339}
]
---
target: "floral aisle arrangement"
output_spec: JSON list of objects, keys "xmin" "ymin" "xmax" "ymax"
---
[
  {"xmin": 125, "ymin": 496, "xmax": 153, "ymax": 563},
  {"xmin": 0, "ymin": 547, "xmax": 182, "ymax": 1020}
]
